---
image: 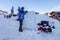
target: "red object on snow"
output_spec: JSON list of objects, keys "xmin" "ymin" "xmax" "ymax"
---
[
  {"xmin": 13, "ymin": 13, "xmax": 18, "ymax": 16},
  {"xmin": 37, "ymin": 23, "xmax": 43, "ymax": 26},
  {"xmin": 38, "ymin": 28, "xmax": 48, "ymax": 32},
  {"xmin": 37, "ymin": 23, "xmax": 48, "ymax": 32}
]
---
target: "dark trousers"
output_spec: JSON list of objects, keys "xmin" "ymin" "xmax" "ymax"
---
[{"xmin": 19, "ymin": 19, "xmax": 23, "ymax": 32}]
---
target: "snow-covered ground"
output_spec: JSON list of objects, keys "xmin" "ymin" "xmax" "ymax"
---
[{"xmin": 0, "ymin": 11, "xmax": 60, "ymax": 40}]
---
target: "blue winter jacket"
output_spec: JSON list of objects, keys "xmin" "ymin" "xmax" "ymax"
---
[{"xmin": 18, "ymin": 8, "xmax": 26, "ymax": 20}]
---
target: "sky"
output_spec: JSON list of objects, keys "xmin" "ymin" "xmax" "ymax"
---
[{"xmin": 0, "ymin": 0, "xmax": 60, "ymax": 14}]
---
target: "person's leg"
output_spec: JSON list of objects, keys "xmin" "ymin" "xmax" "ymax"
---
[{"xmin": 19, "ymin": 19, "xmax": 23, "ymax": 32}]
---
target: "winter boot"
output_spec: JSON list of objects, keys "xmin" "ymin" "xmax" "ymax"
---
[{"xmin": 19, "ymin": 26, "xmax": 23, "ymax": 32}]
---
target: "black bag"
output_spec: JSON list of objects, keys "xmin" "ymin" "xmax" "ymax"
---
[{"xmin": 41, "ymin": 21, "xmax": 49, "ymax": 26}]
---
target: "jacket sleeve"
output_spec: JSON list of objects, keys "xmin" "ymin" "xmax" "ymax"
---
[{"xmin": 24, "ymin": 11, "xmax": 28, "ymax": 15}]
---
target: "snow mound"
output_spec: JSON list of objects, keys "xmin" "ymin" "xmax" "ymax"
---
[
  {"xmin": 23, "ymin": 11, "xmax": 55, "ymax": 30},
  {"xmin": 0, "ymin": 11, "xmax": 60, "ymax": 40}
]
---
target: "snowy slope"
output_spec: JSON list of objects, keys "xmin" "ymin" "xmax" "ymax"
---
[{"xmin": 0, "ymin": 11, "xmax": 60, "ymax": 40}]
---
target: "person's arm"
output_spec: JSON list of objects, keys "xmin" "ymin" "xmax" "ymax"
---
[{"xmin": 24, "ymin": 11, "xmax": 28, "ymax": 15}]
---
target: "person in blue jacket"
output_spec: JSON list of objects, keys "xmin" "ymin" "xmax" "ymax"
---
[{"xmin": 18, "ymin": 7, "xmax": 27, "ymax": 32}]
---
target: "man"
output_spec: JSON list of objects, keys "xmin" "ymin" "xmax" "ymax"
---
[
  {"xmin": 11, "ymin": 6, "xmax": 14, "ymax": 15},
  {"xmin": 9, "ymin": 6, "xmax": 14, "ymax": 17},
  {"xmin": 7, "ymin": 6, "xmax": 14, "ymax": 18},
  {"xmin": 18, "ymin": 7, "xmax": 27, "ymax": 32}
]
